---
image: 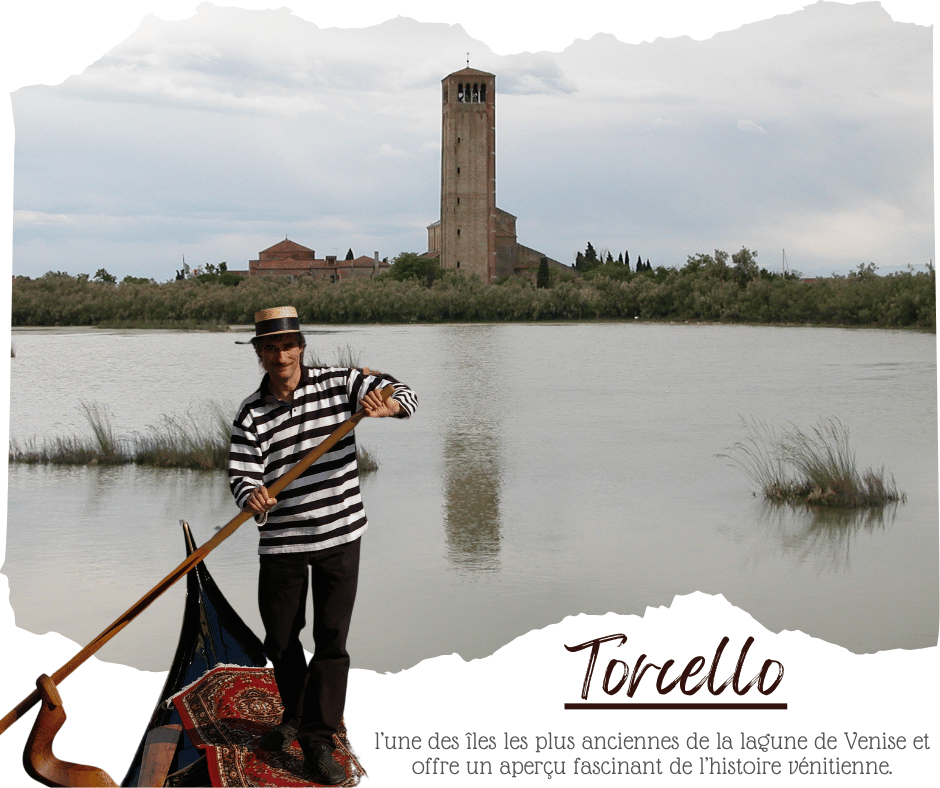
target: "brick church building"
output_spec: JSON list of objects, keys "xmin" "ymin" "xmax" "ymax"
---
[{"xmin": 426, "ymin": 67, "xmax": 567, "ymax": 282}]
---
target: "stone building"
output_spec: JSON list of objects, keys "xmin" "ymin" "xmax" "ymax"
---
[
  {"xmin": 248, "ymin": 239, "xmax": 389, "ymax": 281},
  {"xmin": 427, "ymin": 67, "xmax": 567, "ymax": 282}
]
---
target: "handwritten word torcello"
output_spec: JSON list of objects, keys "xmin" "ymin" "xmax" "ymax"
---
[{"xmin": 565, "ymin": 634, "xmax": 784, "ymax": 701}]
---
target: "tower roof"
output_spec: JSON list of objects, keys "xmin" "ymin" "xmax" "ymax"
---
[{"xmin": 443, "ymin": 67, "xmax": 494, "ymax": 80}]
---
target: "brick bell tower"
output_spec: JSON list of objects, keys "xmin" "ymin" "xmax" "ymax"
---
[{"xmin": 439, "ymin": 68, "xmax": 497, "ymax": 282}]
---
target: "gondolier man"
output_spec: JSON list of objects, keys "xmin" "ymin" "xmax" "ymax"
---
[{"xmin": 229, "ymin": 306, "xmax": 417, "ymax": 785}]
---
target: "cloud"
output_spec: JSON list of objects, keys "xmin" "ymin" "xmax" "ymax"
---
[
  {"xmin": 755, "ymin": 198, "xmax": 932, "ymax": 271},
  {"xmin": 737, "ymin": 119, "xmax": 767, "ymax": 134},
  {"xmin": 499, "ymin": 52, "xmax": 578, "ymax": 95},
  {"xmin": 12, "ymin": 210, "xmax": 75, "ymax": 227},
  {"xmin": 8, "ymin": 1, "xmax": 934, "ymax": 280}
]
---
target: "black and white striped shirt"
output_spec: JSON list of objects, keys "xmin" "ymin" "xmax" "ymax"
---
[{"xmin": 229, "ymin": 365, "xmax": 417, "ymax": 554}]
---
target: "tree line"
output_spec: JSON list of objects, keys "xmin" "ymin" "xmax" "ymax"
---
[
  {"xmin": 11, "ymin": 249, "xmax": 934, "ymax": 329},
  {"xmin": 575, "ymin": 242, "xmax": 653, "ymax": 273}
]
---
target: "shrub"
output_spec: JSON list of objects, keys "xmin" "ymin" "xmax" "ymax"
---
[{"xmin": 720, "ymin": 418, "xmax": 906, "ymax": 508}]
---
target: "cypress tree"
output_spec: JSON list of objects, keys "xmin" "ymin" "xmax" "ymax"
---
[{"xmin": 537, "ymin": 257, "xmax": 550, "ymax": 289}]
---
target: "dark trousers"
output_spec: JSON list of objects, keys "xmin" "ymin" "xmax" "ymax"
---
[{"xmin": 258, "ymin": 539, "xmax": 361, "ymax": 749}]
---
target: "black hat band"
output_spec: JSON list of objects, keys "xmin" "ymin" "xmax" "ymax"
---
[{"xmin": 255, "ymin": 316, "xmax": 300, "ymax": 336}]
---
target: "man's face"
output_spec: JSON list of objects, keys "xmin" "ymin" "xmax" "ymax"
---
[{"xmin": 259, "ymin": 333, "xmax": 304, "ymax": 386}]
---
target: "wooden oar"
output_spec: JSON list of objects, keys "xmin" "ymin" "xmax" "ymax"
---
[{"xmin": 0, "ymin": 385, "xmax": 393, "ymax": 737}]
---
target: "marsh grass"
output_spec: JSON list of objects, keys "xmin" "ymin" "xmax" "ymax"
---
[
  {"xmin": 80, "ymin": 402, "xmax": 122, "ymax": 462},
  {"xmin": 8, "ymin": 401, "xmax": 227, "ymax": 470},
  {"xmin": 10, "ymin": 434, "xmax": 106, "ymax": 465},
  {"xmin": 720, "ymin": 417, "xmax": 905, "ymax": 508},
  {"xmin": 305, "ymin": 342, "xmax": 361, "ymax": 369},
  {"xmin": 356, "ymin": 444, "xmax": 380, "ymax": 474},
  {"xmin": 9, "ymin": 397, "xmax": 380, "ymax": 474},
  {"xmin": 132, "ymin": 403, "xmax": 231, "ymax": 470}
]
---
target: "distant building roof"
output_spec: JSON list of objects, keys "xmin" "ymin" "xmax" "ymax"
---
[
  {"xmin": 248, "ymin": 239, "xmax": 390, "ymax": 280},
  {"xmin": 259, "ymin": 239, "xmax": 315, "ymax": 259}
]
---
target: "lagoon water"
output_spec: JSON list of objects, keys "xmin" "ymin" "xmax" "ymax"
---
[{"xmin": 4, "ymin": 323, "xmax": 937, "ymax": 672}]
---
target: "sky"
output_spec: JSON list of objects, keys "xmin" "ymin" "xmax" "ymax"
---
[{"xmin": 0, "ymin": 0, "xmax": 936, "ymax": 286}]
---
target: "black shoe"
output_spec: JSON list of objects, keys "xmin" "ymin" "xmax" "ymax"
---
[
  {"xmin": 304, "ymin": 742, "xmax": 346, "ymax": 785},
  {"xmin": 259, "ymin": 721, "xmax": 298, "ymax": 751}
]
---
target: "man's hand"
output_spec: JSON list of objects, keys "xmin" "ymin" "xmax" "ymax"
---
[
  {"xmin": 245, "ymin": 485, "xmax": 277, "ymax": 514},
  {"xmin": 359, "ymin": 388, "xmax": 401, "ymax": 418}
]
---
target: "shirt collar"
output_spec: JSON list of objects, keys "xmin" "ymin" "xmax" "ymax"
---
[{"xmin": 260, "ymin": 364, "xmax": 309, "ymax": 405}]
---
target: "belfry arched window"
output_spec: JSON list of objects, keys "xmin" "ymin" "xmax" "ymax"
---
[{"xmin": 456, "ymin": 81, "xmax": 486, "ymax": 103}]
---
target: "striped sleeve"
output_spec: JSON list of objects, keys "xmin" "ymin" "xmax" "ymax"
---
[
  {"xmin": 348, "ymin": 368, "xmax": 418, "ymax": 417},
  {"xmin": 229, "ymin": 401, "xmax": 265, "ymax": 509}
]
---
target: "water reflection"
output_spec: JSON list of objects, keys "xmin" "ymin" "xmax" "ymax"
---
[
  {"xmin": 439, "ymin": 327, "xmax": 505, "ymax": 571},
  {"xmin": 443, "ymin": 433, "xmax": 501, "ymax": 570},
  {"xmin": 756, "ymin": 501, "xmax": 900, "ymax": 571}
]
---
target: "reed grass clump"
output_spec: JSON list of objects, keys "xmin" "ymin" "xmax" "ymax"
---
[
  {"xmin": 10, "ymin": 394, "xmax": 380, "ymax": 474},
  {"xmin": 132, "ymin": 404, "xmax": 231, "ymax": 469},
  {"xmin": 720, "ymin": 418, "xmax": 905, "ymax": 508},
  {"xmin": 8, "ymin": 402, "xmax": 229, "ymax": 470},
  {"xmin": 305, "ymin": 343, "xmax": 362, "ymax": 369},
  {"xmin": 355, "ymin": 444, "xmax": 379, "ymax": 474},
  {"xmin": 80, "ymin": 402, "xmax": 122, "ymax": 462},
  {"xmin": 9, "ymin": 435, "xmax": 108, "ymax": 465}
]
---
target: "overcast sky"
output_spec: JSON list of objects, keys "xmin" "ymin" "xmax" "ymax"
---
[{"xmin": 1, "ymin": 0, "xmax": 936, "ymax": 283}]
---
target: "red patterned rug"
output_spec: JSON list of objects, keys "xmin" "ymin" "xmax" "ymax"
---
[{"xmin": 170, "ymin": 666, "xmax": 366, "ymax": 787}]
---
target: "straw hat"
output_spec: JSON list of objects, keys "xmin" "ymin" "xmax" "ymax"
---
[{"xmin": 238, "ymin": 306, "xmax": 301, "ymax": 343}]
